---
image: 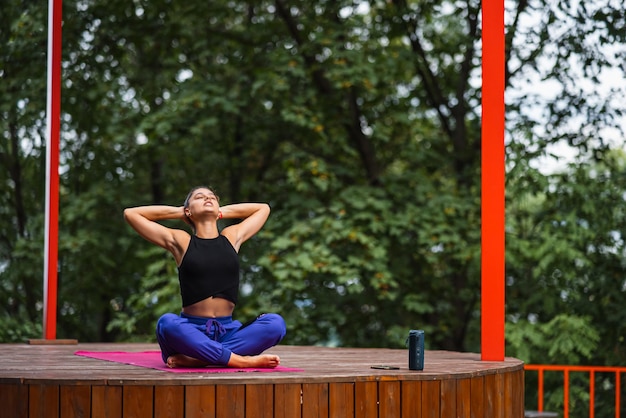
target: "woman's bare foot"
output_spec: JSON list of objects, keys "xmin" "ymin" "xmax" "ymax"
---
[
  {"xmin": 227, "ymin": 353, "xmax": 281, "ymax": 368},
  {"xmin": 166, "ymin": 354, "xmax": 210, "ymax": 368}
]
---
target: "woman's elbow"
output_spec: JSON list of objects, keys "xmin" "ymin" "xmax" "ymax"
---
[{"xmin": 123, "ymin": 207, "xmax": 136, "ymax": 224}]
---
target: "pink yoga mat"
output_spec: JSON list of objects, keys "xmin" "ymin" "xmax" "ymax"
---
[{"xmin": 75, "ymin": 350, "xmax": 303, "ymax": 373}]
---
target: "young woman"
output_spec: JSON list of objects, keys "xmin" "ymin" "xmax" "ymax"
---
[{"xmin": 124, "ymin": 186, "xmax": 286, "ymax": 368}]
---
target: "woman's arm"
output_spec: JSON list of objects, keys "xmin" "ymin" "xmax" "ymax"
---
[
  {"xmin": 123, "ymin": 205, "xmax": 188, "ymax": 257},
  {"xmin": 220, "ymin": 203, "xmax": 270, "ymax": 252}
]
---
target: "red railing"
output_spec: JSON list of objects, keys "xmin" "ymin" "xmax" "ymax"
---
[{"xmin": 524, "ymin": 364, "xmax": 626, "ymax": 418}]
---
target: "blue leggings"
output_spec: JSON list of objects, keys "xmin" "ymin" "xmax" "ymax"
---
[{"xmin": 155, "ymin": 312, "xmax": 286, "ymax": 365}]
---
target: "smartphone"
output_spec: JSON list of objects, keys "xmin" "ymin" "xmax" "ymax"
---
[{"xmin": 371, "ymin": 365, "xmax": 400, "ymax": 370}]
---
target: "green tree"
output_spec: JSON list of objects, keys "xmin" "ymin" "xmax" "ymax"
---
[
  {"xmin": 506, "ymin": 151, "xmax": 626, "ymax": 416},
  {"xmin": 1, "ymin": 10, "xmax": 624, "ymax": 410},
  {"xmin": 0, "ymin": 1, "xmax": 48, "ymax": 341}
]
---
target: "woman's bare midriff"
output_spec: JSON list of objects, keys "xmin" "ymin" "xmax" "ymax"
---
[{"xmin": 181, "ymin": 296, "xmax": 235, "ymax": 318}]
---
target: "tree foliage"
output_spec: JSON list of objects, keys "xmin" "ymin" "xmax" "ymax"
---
[{"xmin": 2, "ymin": 5, "xmax": 625, "ymax": 408}]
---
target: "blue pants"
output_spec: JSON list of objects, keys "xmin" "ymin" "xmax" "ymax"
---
[{"xmin": 155, "ymin": 312, "xmax": 286, "ymax": 365}]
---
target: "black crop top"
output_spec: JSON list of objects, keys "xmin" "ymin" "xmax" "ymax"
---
[{"xmin": 178, "ymin": 235, "xmax": 240, "ymax": 307}]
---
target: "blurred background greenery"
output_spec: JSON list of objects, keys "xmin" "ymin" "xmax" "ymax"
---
[{"xmin": 2, "ymin": 0, "xmax": 625, "ymax": 414}]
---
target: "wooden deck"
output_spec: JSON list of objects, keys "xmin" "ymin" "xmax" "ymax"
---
[{"xmin": 0, "ymin": 343, "xmax": 524, "ymax": 418}]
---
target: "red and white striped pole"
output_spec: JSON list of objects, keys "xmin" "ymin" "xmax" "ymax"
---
[
  {"xmin": 43, "ymin": 0, "xmax": 62, "ymax": 340},
  {"xmin": 481, "ymin": 0, "xmax": 505, "ymax": 361}
]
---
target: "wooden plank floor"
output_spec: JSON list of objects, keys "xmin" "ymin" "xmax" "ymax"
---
[{"xmin": 0, "ymin": 343, "xmax": 525, "ymax": 418}]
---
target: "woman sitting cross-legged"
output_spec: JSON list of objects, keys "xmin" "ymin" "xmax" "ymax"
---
[{"xmin": 124, "ymin": 186, "xmax": 286, "ymax": 368}]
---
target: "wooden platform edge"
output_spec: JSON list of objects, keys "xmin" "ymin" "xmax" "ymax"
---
[
  {"xmin": 27, "ymin": 339, "xmax": 79, "ymax": 345},
  {"xmin": 0, "ymin": 344, "xmax": 526, "ymax": 418}
]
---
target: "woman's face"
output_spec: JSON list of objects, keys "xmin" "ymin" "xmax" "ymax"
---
[{"xmin": 186, "ymin": 188, "xmax": 219, "ymax": 217}]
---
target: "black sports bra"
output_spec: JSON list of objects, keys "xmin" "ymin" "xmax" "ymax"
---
[{"xmin": 177, "ymin": 235, "xmax": 239, "ymax": 306}]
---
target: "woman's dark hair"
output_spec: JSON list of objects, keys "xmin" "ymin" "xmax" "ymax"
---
[{"xmin": 183, "ymin": 186, "xmax": 219, "ymax": 232}]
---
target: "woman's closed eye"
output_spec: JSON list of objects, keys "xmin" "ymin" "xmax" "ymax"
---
[{"xmin": 194, "ymin": 193, "xmax": 218, "ymax": 201}]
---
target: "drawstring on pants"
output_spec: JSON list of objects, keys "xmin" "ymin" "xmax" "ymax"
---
[{"xmin": 206, "ymin": 319, "xmax": 226, "ymax": 341}]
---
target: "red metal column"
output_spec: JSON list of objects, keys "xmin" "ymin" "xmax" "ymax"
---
[
  {"xmin": 44, "ymin": 0, "xmax": 63, "ymax": 340},
  {"xmin": 481, "ymin": 0, "xmax": 505, "ymax": 361}
]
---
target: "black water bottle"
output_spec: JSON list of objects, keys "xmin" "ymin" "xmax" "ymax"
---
[{"xmin": 408, "ymin": 330, "xmax": 424, "ymax": 370}]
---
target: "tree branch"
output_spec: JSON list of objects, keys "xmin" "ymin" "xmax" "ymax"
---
[
  {"xmin": 505, "ymin": 0, "xmax": 530, "ymax": 86},
  {"xmin": 392, "ymin": 0, "xmax": 454, "ymax": 140},
  {"xmin": 451, "ymin": 0, "xmax": 479, "ymax": 159},
  {"xmin": 273, "ymin": 0, "xmax": 381, "ymax": 185}
]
